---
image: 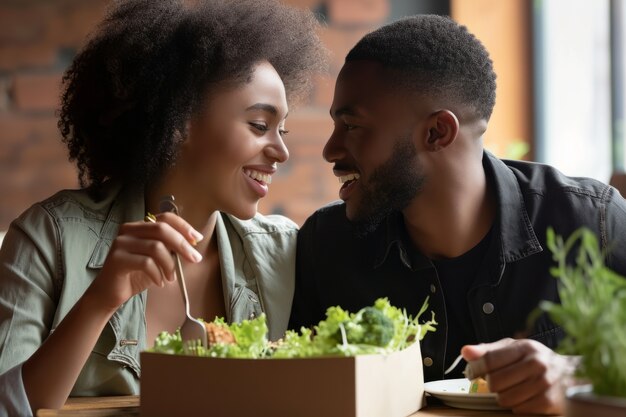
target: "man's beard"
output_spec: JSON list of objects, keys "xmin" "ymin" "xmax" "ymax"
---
[{"xmin": 350, "ymin": 134, "xmax": 425, "ymax": 237}]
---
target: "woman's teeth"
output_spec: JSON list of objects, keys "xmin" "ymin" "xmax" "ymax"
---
[
  {"xmin": 338, "ymin": 173, "xmax": 361, "ymax": 184},
  {"xmin": 244, "ymin": 169, "xmax": 272, "ymax": 184}
]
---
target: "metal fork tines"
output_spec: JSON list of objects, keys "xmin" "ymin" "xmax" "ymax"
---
[
  {"xmin": 159, "ymin": 195, "xmax": 208, "ymax": 353},
  {"xmin": 444, "ymin": 353, "xmax": 470, "ymax": 377},
  {"xmin": 444, "ymin": 353, "xmax": 483, "ymax": 380}
]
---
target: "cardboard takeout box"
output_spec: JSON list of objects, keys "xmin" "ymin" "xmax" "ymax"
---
[{"xmin": 140, "ymin": 341, "xmax": 425, "ymax": 417}]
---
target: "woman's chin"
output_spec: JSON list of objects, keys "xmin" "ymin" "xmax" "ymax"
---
[{"xmin": 225, "ymin": 204, "xmax": 258, "ymax": 220}]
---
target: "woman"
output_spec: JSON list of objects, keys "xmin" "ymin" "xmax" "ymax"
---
[{"xmin": 0, "ymin": 0, "xmax": 325, "ymax": 413}]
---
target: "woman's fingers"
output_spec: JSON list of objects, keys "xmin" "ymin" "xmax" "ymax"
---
[
  {"xmin": 96, "ymin": 244, "xmax": 171, "ymax": 311},
  {"xmin": 122, "ymin": 252, "xmax": 167, "ymax": 289},
  {"xmin": 113, "ymin": 234, "xmax": 176, "ymax": 283},
  {"xmin": 152, "ymin": 212, "xmax": 204, "ymax": 245},
  {"xmin": 95, "ymin": 213, "xmax": 204, "ymax": 310},
  {"xmin": 119, "ymin": 215, "xmax": 203, "ymax": 264}
]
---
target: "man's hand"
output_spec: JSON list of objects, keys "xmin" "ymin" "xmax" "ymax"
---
[{"xmin": 461, "ymin": 338, "xmax": 577, "ymax": 415}]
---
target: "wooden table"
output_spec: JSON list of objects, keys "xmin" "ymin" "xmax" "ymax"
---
[
  {"xmin": 37, "ymin": 397, "xmax": 139, "ymax": 417},
  {"xmin": 37, "ymin": 396, "xmax": 561, "ymax": 417}
]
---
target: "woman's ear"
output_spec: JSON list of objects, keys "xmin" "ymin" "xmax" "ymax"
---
[
  {"xmin": 177, "ymin": 120, "xmax": 193, "ymax": 148},
  {"xmin": 425, "ymin": 110, "xmax": 459, "ymax": 152}
]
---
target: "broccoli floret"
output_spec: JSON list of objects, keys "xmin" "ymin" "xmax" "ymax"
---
[
  {"xmin": 334, "ymin": 306, "xmax": 395, "ymax": 347},
  {"xmin": 357, "ymin": 306, "xmax": 394, "ymax": 346}
]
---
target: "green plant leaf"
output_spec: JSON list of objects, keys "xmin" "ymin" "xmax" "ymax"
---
[{"xmin": 539, "ymin": 227, "xmax": 626, "ymax": 398}]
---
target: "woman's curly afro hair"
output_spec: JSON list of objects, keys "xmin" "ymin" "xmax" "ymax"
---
[{"xmin": 59, "ymin": 0, "xmax": 326, "ymax": 192}]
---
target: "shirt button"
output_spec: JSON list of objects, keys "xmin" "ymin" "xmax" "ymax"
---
[
  {"xmin": 423, "ymin": 357, "xmax": 434, "ymax": 367},
  {"xmin": 430, "ymin": 284, "xmax": 436, "ymax": 293},
  {"xmin": 482, "ymin": 302, "xmax": 495, "ymax": 314}
]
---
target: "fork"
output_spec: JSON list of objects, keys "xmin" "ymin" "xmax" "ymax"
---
[
  {"xmin": 444, "ymin": 354, "xmax": 474, "ymax": 378},
  {"xmin": 158, "ymin": 195, "xmax": 208, "ymax": 354}
]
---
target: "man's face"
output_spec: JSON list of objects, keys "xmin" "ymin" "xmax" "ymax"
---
[{"xmin": 324, "ymin": 60, "xmax": 427, "ymax": 234}]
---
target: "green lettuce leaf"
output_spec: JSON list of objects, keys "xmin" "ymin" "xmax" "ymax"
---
[{"xmin": 150, "ymin": 297, "xmax": 437, "ymax": 359}]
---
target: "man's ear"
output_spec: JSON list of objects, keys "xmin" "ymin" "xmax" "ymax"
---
[{"xmin": 425, "ymin": 110, "xmax": 459, "ymax": 152}]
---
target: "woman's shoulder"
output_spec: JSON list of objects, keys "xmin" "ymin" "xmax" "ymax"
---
[
  {"xmin": 13, "ymin": 182, "xmax": 125, "ymax": 234},
  {"xmin": 222, "ymin": 212, "xmax": 298, "ymax": 236}
]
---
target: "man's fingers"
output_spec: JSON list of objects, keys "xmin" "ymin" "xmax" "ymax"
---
[
  {"xmin": 459, "ymin": 338, "xmax": 569, "ymax": 415},
  {"xmin": 461, "ymin": 337, "xmax": 516, "ymax": 359},
  {"xmin": 493, "ymin": 367, "xmax": 549, "ymax": 408},
  {"xmin": 508, "ymin": 383, "xmax": 563, "ymax": 415},
  {"xmin": 482, "ymin": 340, "xmax": 544, "ymax": 374},
  {"xmin": 461, "ymin": 338, "xmax": 517, "ymax": 378},
  {"xmin": 487, "ymin": 351, "xmax": 549, "ymax": 393}
]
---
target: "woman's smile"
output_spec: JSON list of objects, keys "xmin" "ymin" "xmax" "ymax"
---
[{"xmin": 242, "ymin": 166, "xmax": 276, "ymax": 198}]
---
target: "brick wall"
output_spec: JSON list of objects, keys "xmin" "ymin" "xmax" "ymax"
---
[
  {"xmin": 0, "ymin": 0, "xmax": 391, "ymax": 230},
  {"xmin": 0, "ymin": 0, "xmax": 108, "ymax": 230}
]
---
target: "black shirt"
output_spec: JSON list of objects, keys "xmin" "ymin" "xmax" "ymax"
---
[
  {"xmin": 432, "ymin": 228, "xmax": 492, "ymax": 378},
  {"xmin": 289, "ymin": 152, "xmax": 626, "ymax": 382}
]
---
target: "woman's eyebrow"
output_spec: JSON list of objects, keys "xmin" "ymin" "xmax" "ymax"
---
[{"xmin": 246, "ymin": 103, "xmax": 278, "ymax": 115}]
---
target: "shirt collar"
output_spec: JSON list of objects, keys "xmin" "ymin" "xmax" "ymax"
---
[
  {"xmin": 373, "ymin": 151, "xmax": 542, "ymax": 270},
  {"xmin": 484, "ymin": 151, "xmax": 543, "ymax": 263},
  {"xmin": 372, "ymin": 212, "xmax": 432, "ymax": 271}
]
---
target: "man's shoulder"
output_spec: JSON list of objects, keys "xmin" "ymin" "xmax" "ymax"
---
[
  {"xmin": 297, "ymin": 201, "xmax": 375, "ymax": 255},
  {"xmin": 301, "ymin": 200, "xmax": 351, "ymax": 229},
  {"xmin": 500, "ymin": 158, "xmax": 612, "ymax": 199}
]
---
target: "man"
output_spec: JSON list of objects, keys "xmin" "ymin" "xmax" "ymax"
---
[{"xmin": 289, "ymin": 15, "xmax": 626, "ymax": 415}]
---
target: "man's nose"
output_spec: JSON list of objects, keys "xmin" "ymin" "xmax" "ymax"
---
[{"xmin": 322, "ymin": 128, "xmax": 345, "ymax": 163}]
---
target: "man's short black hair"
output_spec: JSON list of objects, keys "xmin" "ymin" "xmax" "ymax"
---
[
  {"xmin": 59, "ymin": 0, "xmax": 326, "ymax": 192},
  {"xmin": 346, "ymin": 15, "xmax": 496, "ymax": 121}
]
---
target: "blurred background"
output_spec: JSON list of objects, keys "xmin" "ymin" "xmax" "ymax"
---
[{"xmin": 0, "ymin": 0, "xmax": 624, "ymax": 230}]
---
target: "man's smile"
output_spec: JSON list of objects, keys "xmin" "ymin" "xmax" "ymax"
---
[{"xmin": 338, "ymin": 172, "xmax": 360, "ymax": 184}]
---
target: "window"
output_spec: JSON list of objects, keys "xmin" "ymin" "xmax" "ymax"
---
[{"xmin": 534, "ymin": 0, "xmax": 612, "ymax": 181}]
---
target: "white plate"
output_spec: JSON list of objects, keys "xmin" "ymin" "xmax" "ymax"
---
[{"xmin": 424, "ymin": 378, "xmax": 507, "ymax": 411}]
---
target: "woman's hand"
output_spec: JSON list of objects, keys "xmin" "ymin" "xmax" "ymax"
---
[
  {"xmin": 86, "ymin": 212, "xmax": 204, "ymax": 313},
  {"xmin": 462, "ymin": 338, "xmax": 577, "ymax": 415},
  {"xmin": 22, "ymin": 212, "xmax": 205, "ymax": 411}
]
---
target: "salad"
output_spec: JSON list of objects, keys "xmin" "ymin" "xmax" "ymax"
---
[{"xmin": 151, "ymin": 297, "xmax": 437, "ymax": 359}]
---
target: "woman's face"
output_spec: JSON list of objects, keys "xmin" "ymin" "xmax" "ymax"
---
[{"xmin": 178, "ymin": 61, "xmax": 289, "ymax": 220}]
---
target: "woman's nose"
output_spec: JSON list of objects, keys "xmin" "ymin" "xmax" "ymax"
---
[{"xmin": 266, "ymin": 133, "xmax": 289, "ymax": 163}]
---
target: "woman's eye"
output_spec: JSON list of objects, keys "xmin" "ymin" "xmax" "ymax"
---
[
  {"xmin": 345, "ymin": 124, "xmax": 357, "ymax": 131},
  {"xmin": 249, "ymin": 122, "xmax": 269, "ymax": 132},
  {"xmin": 279, "ymin": 129, "xmax": 289, "ymax": 137}
]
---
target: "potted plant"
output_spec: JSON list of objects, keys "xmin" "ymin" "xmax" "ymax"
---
[{"xmin": 540, "ymin": 227, "xmax": 626, "ymax": 416}]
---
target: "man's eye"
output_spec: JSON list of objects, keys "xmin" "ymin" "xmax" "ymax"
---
[
  {"xmin": 279, "ymin": 129, "xmax": 289, "ymax": 137},
  {"xmin": 345, "ymin": 124, "xmax": 358, "ymax": 131},
  {"xmin": 249, "ymin": 122, "xmax": 269, "ymax": 132}
]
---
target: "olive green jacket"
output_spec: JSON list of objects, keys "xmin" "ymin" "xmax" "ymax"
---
[{"xmin": 0, "ymin": 182, "xmax": 297, "ymax": 400}]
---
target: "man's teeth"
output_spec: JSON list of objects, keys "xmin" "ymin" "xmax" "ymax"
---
[
  {"xmin": 338, "ymin": 173, "xmax": 361, "ymax": 184},
  {"xmin": 244, "ymin": 169, "xmax": 272, "ymax": 184}
]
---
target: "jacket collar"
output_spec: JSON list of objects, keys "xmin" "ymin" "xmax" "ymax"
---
[
  {"xmin": 87, "ymin": 181, "xmax": 145, "ymax": 269},
  {"xmin": 374, "ymin": 151, "xmax": 542, "ymax": 270},
  {"xmin": 372, "ymin": 212, "xmax": 432, "ymax": 271},
  {"xmin": 485, "ymin": 152, "xmax": 542, "ymax": 263}
]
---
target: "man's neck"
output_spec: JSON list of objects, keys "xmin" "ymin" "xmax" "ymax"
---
[{"xmin": 402, "ymin": 161, "xmax": 496, "ymax": 260}]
